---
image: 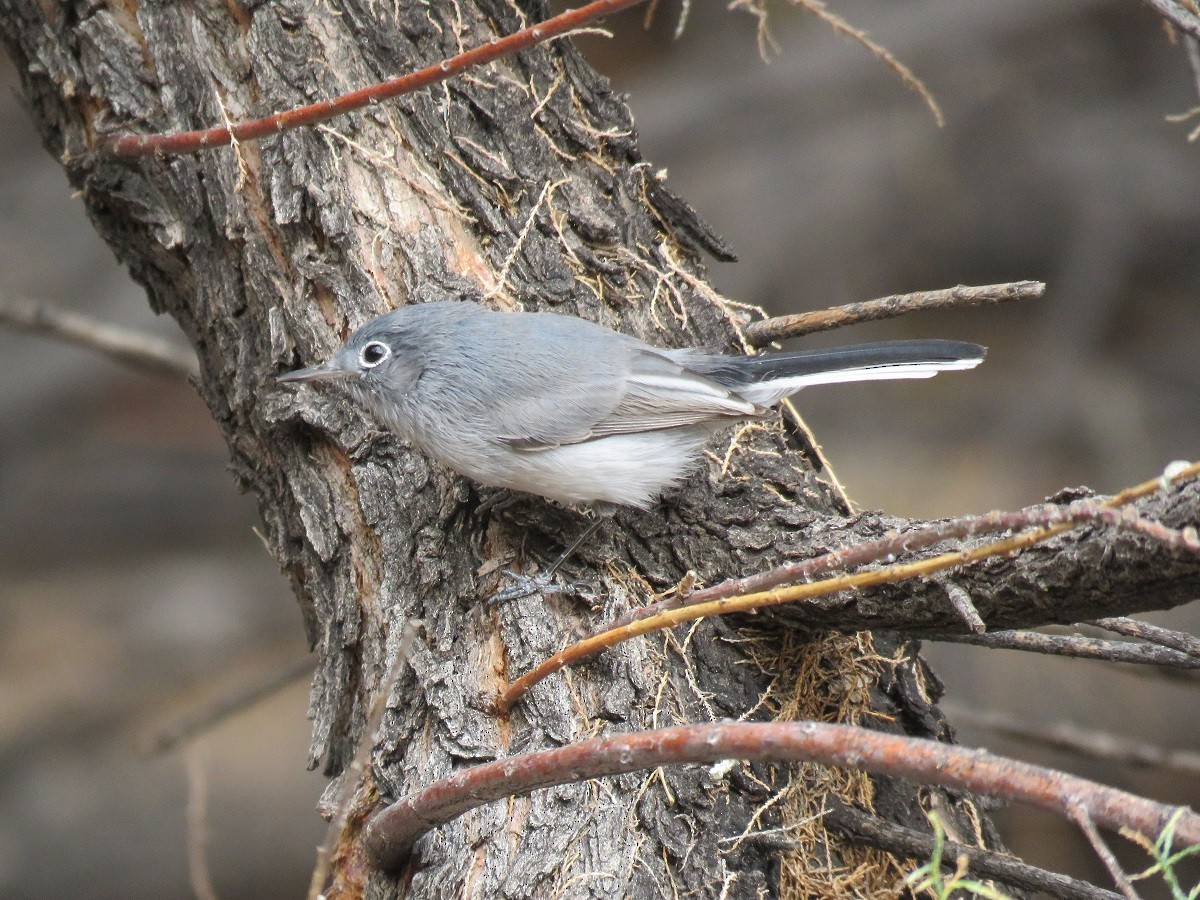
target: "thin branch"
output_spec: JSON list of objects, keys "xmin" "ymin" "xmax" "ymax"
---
[
  {"xmin": 824, "ymin": 798, "xmax": 1123, "ymax": 900},
  {"xmin": 0, "ymin": 295, "xmax": 198, "ymax": 380},
  {"xmin": 1070, "ymin": 805, "xmax": 1143, "ymax": 900},
  {"xmin": 1087, "ymin": 618, "xmax": 1200, "ymax": 657},
  {"xmin": 307, "ymin": 622, "xmax": 416, "ymax": 900},
  {"xmin": 744, "ymin": 281, "xmax": 1044, "ymax": 345},
  {"xmin": 361, "ymin": 720, "xmax": 1200, "ymax": 872},
  {"xmin": 789, "ymin": 0, "xmax": 944, "ymax": 127},
  {"xmin": 943, "ymin": 704, "xmax": 1200, "ymax": 779},
  {"xmin": 184, "ymin": 749, "xmax": 219, "ymax": 900},
  {"xmin": 140, "ymin": 654, "xmax": 315, "ymax": 756},
  {"xmin": 1140, "ymin": 0, "xmax": 1200, "ymax": 41},
  {"xmin": 102, "ymin": 0, "xmax": 649, "ymax": 157},
  {"xmin": 935, "ymin": 631, "xmax": 1200, "ymax": 668},
  {"xmin": 1186, "ymin": 35, "xmax": 1200, "ymax": 102}
]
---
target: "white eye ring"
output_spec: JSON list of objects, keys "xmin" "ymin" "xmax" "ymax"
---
[{"xmin": 359, "ymin": 341, "xmax": 390, "ymax": 368}]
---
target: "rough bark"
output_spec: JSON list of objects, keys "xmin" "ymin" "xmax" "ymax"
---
[
  {"xmin": 1, "ymin": 2, "xmax": 1194, "ymax": 898},
  {"xmin": 758, "ymin": 481, "xmax": 1200, "ymax": 636}
]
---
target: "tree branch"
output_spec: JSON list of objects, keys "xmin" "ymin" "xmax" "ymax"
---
[
  {"xmin": 0, "ymin": 295, "xmax": 198, "ymax": 380},
  {"xmin": 101, "ymin": 0, "xmax": 649, "ymax": 157},
  {"xmin": 824, "ymin": 798, "xmax": 1123, "ymax": 900},
  {"xmin": 140, "ymin": 654, "xmax": 315, "ymax": 756},
  {"xmin": 607, "ymin": 471, "xmax": 1199, "ymax": 631},
  {"xmin": 936, "ymin": 631, "xmax": 1200, "ymax": 668},
  {"xmin": 943, "ymin": 704, "xmax": 1200, "ymax": 779},
  {"xmin": 745, "ymin": 281, "xmax": 1043, "ymax": 345},
  {"xmin": 1087, "ymin": 617, "xmax": 1200, "ymax": 657},
  {"xmin": 1070, "ymin": 806, "xmax": 1141, "ymax": 900},
  {"xmin": 362, "ymin": 720, "xmax": 1200, "ymax": 872},
  {"xmin": 498, "ymin": 470, "xmax": 1200, "ymax": 714}
]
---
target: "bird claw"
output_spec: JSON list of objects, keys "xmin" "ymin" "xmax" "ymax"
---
[
  {"xmin": 490, "ymin": 569, "xmax": 573, "ymax": 604},
  {"xmin": 474, "ymin": 489, "xmax": 520, "ymax": 518}
]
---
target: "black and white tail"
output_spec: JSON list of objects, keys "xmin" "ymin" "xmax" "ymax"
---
[{"xmin": 688, "ymin": 340, "xmax": 986, "ymax": 407}]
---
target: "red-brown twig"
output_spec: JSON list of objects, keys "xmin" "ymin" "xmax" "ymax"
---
[
  {"xmin": 494, "ymin": 466, "xmax": 1200, "ymax": 715},
  {"xmin": 102, "ymin": 0, "xmax": 648, "ymax": 157},
  {"xmin": 360, "ymin": 720, "xmax": 1200, "ymax": 872},
  {"xmin": 745, "ymin": 281, "xmax": 1044, "ymax": 346}
]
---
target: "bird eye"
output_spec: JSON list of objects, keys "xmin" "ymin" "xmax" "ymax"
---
[{"xmin": 360, "ymin": 341, "xmax": 390, "ymax": 368}]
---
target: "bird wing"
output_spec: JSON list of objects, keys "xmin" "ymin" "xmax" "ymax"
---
[
  {"xmin": 501, "ymin": 348, "xmax": 762, "ymax": 451},
  {"xmin": 587, "ymin": 350, "xmax": 763, "ymax": 436}
]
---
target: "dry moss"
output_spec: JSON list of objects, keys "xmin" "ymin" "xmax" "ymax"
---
[{"xmin": 757, "ymin": 631, "xmax": 909, "ymax": 899}]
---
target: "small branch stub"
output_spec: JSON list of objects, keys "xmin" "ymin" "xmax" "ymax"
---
[{"xmin": 745, "ymin": 281, "xmax": 1045, "ymax": 346}]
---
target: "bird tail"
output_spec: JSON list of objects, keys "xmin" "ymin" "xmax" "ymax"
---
[{"xmin": 691, "ymin": 340, "xmax": 986, "ymax": 407}]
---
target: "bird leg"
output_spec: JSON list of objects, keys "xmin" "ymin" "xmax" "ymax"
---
[{"xmin": 490, "ymin": 515, "xmax": 606, "ymax": 604}]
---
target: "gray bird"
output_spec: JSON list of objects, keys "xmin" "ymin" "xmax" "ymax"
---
[{"xmin": 279, "ymin": 301, "xmax": 985, "ymax": 509}]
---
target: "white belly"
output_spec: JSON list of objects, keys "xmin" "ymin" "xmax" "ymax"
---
[{"xmin": 445, "ymin": 429, "xmax": 711, "ymax": 509}]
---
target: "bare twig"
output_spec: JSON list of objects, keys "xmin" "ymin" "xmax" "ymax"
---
[
  {"xmin": 943, "ymin": 704, "xmax": 1200, "ymax": 779},
  {"xmin": 0, "ymin": 295, "xmax": 198, "ymax": 380},
  {"xmin": 103, "ymin": 0, "xmax": 649, "ymax": 157},
  {"xmin": 788, "ymin": 0, "xmax": 944, "ymax": 126},
  {"xmin": 307, "ymin": 622, "xmax": 416, "ymax": 900},
  {"xmin": 1070, "ymin": 805, "xmax": 1142, "ymax": 900},
  {"xmin": 140, "ymin": 654, "xmax": 315, "ymax": 756},
  {"xmin": 1186, "ymin": 35, "xmax": 1200, "ymax": 101},
  {"xmin": 1087, "ymin": 618, "xmax": 1200, "ymax": 657},
  {"xmin": 361, "ymin": 720, "xmax": 1200, "ymax": 871},
  {"xmin": 940, "ymin": 579, "xmax": 987, "ymax": 634},
  {"xmin": 1139, "ymin": 0, "xmax": 1200, "ymax": 41},
  {"xmin": 184, "ymin": 749, "xmax": 219, "ymax": 900},
  {"xmin": 935, "ymin": 631, "xmax": 1200, "ymax": 668},
  {"xmin": 744, "ymin": 281, "xmax": 1044, "ymax": 345},
  {"xmin": 825, "ymin": 798, "xmax": 1122, "ymax": 900}
]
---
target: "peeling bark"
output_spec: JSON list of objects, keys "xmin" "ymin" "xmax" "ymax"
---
[{"xmin": 1, "ymin": 2, "xmax": 1194, "ymax": 898}]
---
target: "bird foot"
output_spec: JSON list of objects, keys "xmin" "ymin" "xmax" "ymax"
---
[{"xmin": 490, "ymin": 569, "xmax": 576, "ymax": 604}]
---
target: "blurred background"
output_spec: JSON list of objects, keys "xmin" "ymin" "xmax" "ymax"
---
[{"xmin": 2, "ymin": 0, "xmax": 1198, "ymax": 894}]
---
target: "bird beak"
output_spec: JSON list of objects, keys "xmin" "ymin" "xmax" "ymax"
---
[{"xmin": 277, "ymin": 361, "xmax": 352, "ymax": 384}]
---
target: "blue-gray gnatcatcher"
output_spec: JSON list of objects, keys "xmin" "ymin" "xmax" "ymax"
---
[{"xmin": 279, "ymin": 301, "xmax": 984, "ymax": 509}]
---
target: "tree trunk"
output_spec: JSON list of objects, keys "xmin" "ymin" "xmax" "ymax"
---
[{"xmin": 3, "ymin": 1, "xmax": 1168, "ymax": 896}]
